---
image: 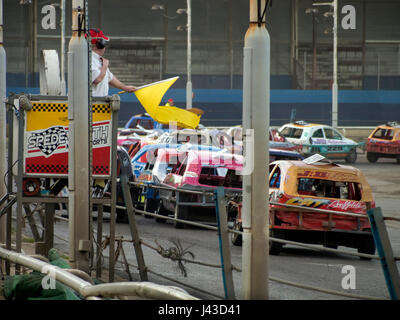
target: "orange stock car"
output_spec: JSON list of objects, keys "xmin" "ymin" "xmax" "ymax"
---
[
  {"xmin": 231, "ymin": 159, "xmax": 376, "ymax": 257},
  {"xmin": 366, "ymin": 122, "xmax": 400, "ymax": 164}
]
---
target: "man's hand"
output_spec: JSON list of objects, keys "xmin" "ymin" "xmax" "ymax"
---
[
  {"xmin": 101, "ymin": 57, "xmax": 109, "ymax": 69},
  {"xmin": 123, "ymin": 85, "xmax": 137, "ymax": 93}
]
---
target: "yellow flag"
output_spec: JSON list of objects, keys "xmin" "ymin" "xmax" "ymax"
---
[
  {"xmin": 133, "ymin": 76, "xmax": 202, "ymax": 129},
  {"xmin": 134, "ymin": 77, "xmax": 179, "ymax": 118}
]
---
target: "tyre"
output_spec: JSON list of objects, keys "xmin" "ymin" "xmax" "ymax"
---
[
  {"xmin": 345, "ymin": 149, "xmax": 357, "ymax": 163},
  {"xmin": 357, "ymin": 233, "xmax": 376, "ymax": 260},
  {"xmin": 396, "ymin": 155, "xmax": 400, "ymax": 164},
  {"xmin": 231, "ymin": 219, "xmax": 243, "ymax": 246},
  {"xmin": 269, "ymin": 229, "xmax": 283, "ymax": 255},
  {"xmin": 155, "ymin": 200, "xmax": 168, "ymax": 223},
  {"xmin": 174, "ymin": 205, "xmax": 189, "ymax": 229},
  {"xmin": 366, "ymin": 152, "xmax": 378, "ymax": 163}
]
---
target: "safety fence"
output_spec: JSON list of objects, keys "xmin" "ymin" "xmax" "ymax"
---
[
  {"xmin": 95, "ymin": 180, "xmax": 400, "ymax": 300},
  {"xmin": 2, "ymin": 180, "xmax": 400, "ymax": 300}
]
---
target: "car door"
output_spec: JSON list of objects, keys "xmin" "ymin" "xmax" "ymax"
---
[
  {"xmin": 310, "ymin": 128, "xmax": 325, "ymax": 144},
  {"xmin": 323, "ymin": 128, "xmax": 345, "ymax": 151}
]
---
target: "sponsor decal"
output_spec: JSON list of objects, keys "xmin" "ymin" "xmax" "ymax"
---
[
  {"xmin": 93, "ymin": 124, "xmax": 109, "ymax": 146},
  {"xmin": 286, "ymin": 197, "xmax": 330, "ymax": 208},
  {"xmin": 27, "ymin": 126, "xmax": 68, "ymax": 157},
  {"xmin": 327, "ymin": 200, "xmax": 365, "ymax": 211}
]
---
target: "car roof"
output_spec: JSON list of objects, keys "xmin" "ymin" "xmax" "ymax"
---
[
  {"xmin": 271, "ymin": 159, "xmax": 361, "ymax": 175},
  {"xmin": 269, "ymin": 148, "xmax": 301, "ymax": 157},
  {"xmin": 376, "ymin": 122, "xmax": 400, "ymax": 130},
  {"xmin": 186, "ymin": 150, "xmax": 243, "ymax": 167},
  {"xmin": 282, "ymin": 122, "xmax": 330, "ymax": 129}
]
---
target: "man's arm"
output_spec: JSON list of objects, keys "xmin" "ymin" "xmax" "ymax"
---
[{"xmin": 109, "ymin": 75, "xmax": 137, "ymax": 93}]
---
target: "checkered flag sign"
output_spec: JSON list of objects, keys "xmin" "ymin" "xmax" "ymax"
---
[{"xmin": 28, "ymin": 126, "xmax": 69, "ymax": 156}]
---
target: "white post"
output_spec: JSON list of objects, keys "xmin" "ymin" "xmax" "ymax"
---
[
  {"xmin": 61, "ymin": 0, "xmax": 66, "ymax": 95},
  {"xmin": 0, "ymin": 0, "xmax": 6, "ymax": 245},
  {"xmin": 242, "ymin": 0, "xmax": 269, "ymax": 300},
  {"xmin": 186, "ymin": 0, "xmax": 192, "ymax": 109},
  {"xmin": 332, "ymin": 0, "xmax": 338, "ymax": 128},
  {"xmin": 313, "ymin": 0, "xmax": 338, "ymax": 128},
  {"xmin": 68, "ymin": 0, "xmax": 90, "ymax": 273}
]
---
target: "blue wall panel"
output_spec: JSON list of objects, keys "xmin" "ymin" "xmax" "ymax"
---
[{"xmin": 7, "ymin": 86, "xmax": 400, "ymax": 128}]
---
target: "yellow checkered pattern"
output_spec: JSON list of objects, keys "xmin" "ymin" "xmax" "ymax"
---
[{"xmin": 32, "ymin": 103, "xmax": 68, "ymax": 113}]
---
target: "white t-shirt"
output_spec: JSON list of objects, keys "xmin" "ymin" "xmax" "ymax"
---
[{"xmin": 91, "ymin": 51, "xmax": 114, "ymax": 97}]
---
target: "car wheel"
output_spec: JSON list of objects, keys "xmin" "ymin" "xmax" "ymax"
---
[
  {"xmin": 357, "ymin": 233, "xmax": 376, "ymax": 260},
  {"xmin": 174, "ymin": 205, "xmax": 188, "ymax": 229},
  {"xmin": 231, "ymin": 219, "xmax": 243, "ymax": 246},
  {"xmin": 396, "ymin": 155, "xmax": 400, "ymax": 164},
  {"xmin": 269, "ymin": 229, "xmax": 283, "ymax": 255},
  {"xmin": 366, "ymin": 152, "xmax": 379, "ymax": 163},
  {"xmin": 155, "ymin": 200, "xmax": 168, "ymax": 223},
  {"xmin": 345, "ymin": 149, "xmax": 357, "ymax": 163}
]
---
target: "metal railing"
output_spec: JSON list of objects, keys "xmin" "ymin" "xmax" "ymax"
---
[
  {"xmin": 100, "ymin": 179, "xmax": 400, "ymax": 300},
  {"xmin": 0, "ymin": 245, "xmax": 198, "ymax": 300}
]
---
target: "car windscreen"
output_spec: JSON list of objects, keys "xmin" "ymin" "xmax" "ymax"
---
[
  {"xmin": 297, "ymin": 178, "xmax": 362, "ymax": 201},
  {"xmin": 324, "ymin": 128, "xmax": 342, "ymax": 140},
  {"xmin": 280, "ymin": 127, "xmax": 303, "ymax": 139},
  {"xmin": 372, "ymin": 128, "xmax": 394, "ymax": 140}
]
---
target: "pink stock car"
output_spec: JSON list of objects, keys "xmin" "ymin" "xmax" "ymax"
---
[{"xmin": 158, "ymin": 150, "xmax": 243, "ymax": 228}]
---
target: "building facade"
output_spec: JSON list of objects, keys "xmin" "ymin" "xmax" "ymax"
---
[{"xmin": 3, "ymin": 0, "xmax": 400, "ymax": 126}]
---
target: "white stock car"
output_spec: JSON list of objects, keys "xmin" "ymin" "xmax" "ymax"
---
[{"xmin": 278, "ymin": 121, "xmax": 362, "ymax": 163}]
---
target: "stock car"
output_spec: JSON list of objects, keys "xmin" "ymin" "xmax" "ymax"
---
[
  {"xmin": 278, "ymin": 121, "xmax": 362, "ymax": 163},
  {"xmin": 269, "ymin": 128, "xmax": 302, "ymax": 152},
  {"xmin": 231, "ymin": 157, "xmax": 376, "ymax": 258},
  {"xmin": 134, "ymin": 148, "xmax": 184, "ymax": 220},
  {"xmin": 366, "ymin": 121, "xmax": 400, "ymax": 164},
  {"xmin": 225, "ymin": 126, "xmax": 301, "ymax": 152},
  {"xmin": 130, "ymin": 143, "xmax": 221, "ymax": 178},
  {"xmin": 158, "ymin": 150, "xmax": 243, "ymax": 228}
]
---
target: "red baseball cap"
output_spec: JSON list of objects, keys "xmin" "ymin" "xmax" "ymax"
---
[{"xmin": 88, "ymin": 28, "xmax": 110, "ymax": 45}]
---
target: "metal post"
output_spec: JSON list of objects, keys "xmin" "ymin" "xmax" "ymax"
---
[
  {"xmin": 120, "ymin": 170, "xmax": 148, "ymax": 281},
  {"xmin": 312, "ymin": 11, "xmax": 317, "ymax": 89},
  {"xmin": 159, "ymin": 48, "xmax": 163, "ymax": 80},
  {"xmin": 44, "ymin": 203, "xmax": 55, "ymax": 256},
  {"xmin": 61, "ymin": 0, "xmax": 66, "ymax": 95},
  {"xmin": 117, "ymin": 122, "xmax": 147, "ymax": 281},
  {"xmin": 16, "ymin": 99, "xmax": 25, "ymax": 274},
  {"xmin": 332, "ymin": 0, "xmax": 338, "ymax": 128},
  {"xmin": 96, "ymin": 204, "xmax": 103, "ymax": 279},
  {"xmin": 228, "ymin": 0, "xmax": 234, "ymax": 89},
  {"xmin": 367, "ymin": 207, "xmax": 400, "ymax": 300},
  {"xmin": 215, "ymin": 187, "xmax": 235, "ymax": 300},
  {"xmin": 0, "ymin": 0, "xmax": 6, "ymax": 248},
  {"xmin": 303, "ymin": 50, "xmax": 307, "ymax": 89},
  {"xmin": 377, "ymin": 53, "xmax": 381, "ymax": 90},
  {"xmin": 313, "ymin": 0, "xmax": 338, "ymax": 128},
  {"xmin": 108, "ymin": 103, "xmax": 118, "ymax": 282},
  {"xmin": 68, "ymin": 0, "xmax": 90, "ymax": 273},
  {"xmin": 5, "ymin": 102, "xmax": 13, "ymax": 274},
  {"xmin": 186, "ymin": 0, "xmax": 192, "ymax": 109},
  {"xmin": 242, "ymin": 0, "xmax": 269, "ymax": 300}
]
